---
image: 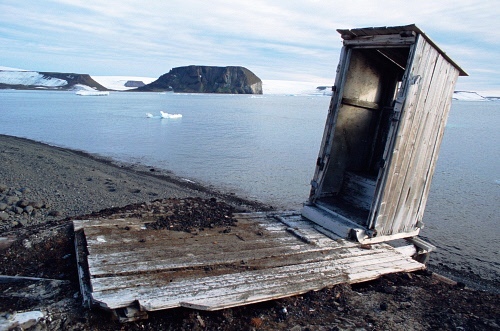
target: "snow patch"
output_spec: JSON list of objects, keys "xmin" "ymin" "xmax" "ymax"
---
[
  {"xmin": 92, "ymin": 76, "xmax": 156, "ymax": 91},
  {"xmin": 0, "ymin": 66, "xmax": 28, "ymax": 71},
  {"xmin": 262, "ymin": 80, "xmax": 332, "ymax": 95},
  {"xmin": 0, "ymin": 71, "xmax": 67, "ymax": 87},
  {"xmin": 69, "ymin": 84, "xmax": 97, "ymax": 91},
  {"xmin": 453, "ymin": 91, "xmax": 488, "ymax": 101}
]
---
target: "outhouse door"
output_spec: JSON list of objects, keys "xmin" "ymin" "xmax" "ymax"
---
[{"xmin": 302, "ymin": 25, "xmax": 466, "ymax": 244}]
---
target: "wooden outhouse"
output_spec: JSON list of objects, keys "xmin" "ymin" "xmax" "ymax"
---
[
  {"xmin": 302, "ymin": 24, "xmax": 467, "ymax": 244},
  {"xmin": 73, "ymin": 25, "xmax": 467, "ymax": 321}
]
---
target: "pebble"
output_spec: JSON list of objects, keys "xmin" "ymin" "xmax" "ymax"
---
[
  {"xmin": 48, "ymin": 210, "xmax": 62, "ymax": 217},
  {"xmin": 30, "ymin": 201, "xmax": 44, "ymax": 209},
  {"xmin": 4, "ymin": 195, "xmax": 20, "ymax": 205},
  {"xmin": 0, "ymin": 186, "xmax": 49, "ymax": 227},
  {"xmin": 17, "ymin": 199, "xmax": 30, "ymax": 208}
]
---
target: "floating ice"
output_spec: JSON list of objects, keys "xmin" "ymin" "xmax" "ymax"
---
[
  {"xmin": 160, "ymin": 111, "xmax": 182, "ymax": 119},
  {"xmin": 75, "ymin": 90, "xmax": 109, "ymax": 96},
  {"xmin": 146, "ymin": 113, "xmax": 154, "ymax": 118}
]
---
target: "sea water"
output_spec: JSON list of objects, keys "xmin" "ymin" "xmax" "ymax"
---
[{"xmin": 0, "ymin": 90, "xmax": 498, "ymax": 286}]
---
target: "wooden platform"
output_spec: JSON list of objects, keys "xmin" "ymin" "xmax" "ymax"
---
[{"xmin": 73, "ymin": 212, "xmax": 425, "ymax": 322}]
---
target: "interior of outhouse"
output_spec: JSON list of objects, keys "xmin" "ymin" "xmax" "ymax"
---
[{"xmin": 313, "ymin": 46, "xmax": 411, "ymax": 227}]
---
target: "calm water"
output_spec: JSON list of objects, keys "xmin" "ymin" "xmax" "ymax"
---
[{"xmin": 0, "ymin": 90, "xmax": 498, "ymax": 285}]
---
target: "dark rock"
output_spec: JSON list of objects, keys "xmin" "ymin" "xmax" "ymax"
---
[
  {"xmin": 382, "ymin": 286, "xmax": 397, "ymax": 294},
  {"xmin": 30, "ymin": 201, "xmax": 44, "ymax": 209},
  {"xmin": 137, "ymin": 65, "xmax": 263, "ymax": 94},
  {"xmin": 0, "ymin": 203, "xmax": 8, "ymax": 211},
  {"xmin": 17, "ymin": 199, "xmax": 30, "ymax": 208},
  {"xmin": 4, "ymin": 195, "xmax": 19, "ymax": 205},
  {"xmin": 48, "ymin": 210, "xmax": 62, "ymax": 217},
  {"xmin": 24, "ymin": 205, "xmax": 34, "ymax": 214},
  {"xmin": 20, "ymin": 187, "xmax": 31, "ymax": 194},
  {"xmin": 12, "ymin": 206, "xmax": 24, "ymax": 214},
  {"xmin": 0, "ymin": 212, "xmax": 8, "ymax": 221},
  {"xmin": 124, "ymin": 80, "xmax": 145, "ymax": 87}
]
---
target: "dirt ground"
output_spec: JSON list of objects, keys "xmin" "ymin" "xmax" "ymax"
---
[
  {"xmin": 1, "ymin": 198, "xmax": 499, "ymax": 331},
  {"xmin": 0, "ymin": 135, "xmax": 499, "ymax": 330}
]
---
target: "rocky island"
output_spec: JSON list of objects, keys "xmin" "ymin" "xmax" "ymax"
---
[
  {"xmin": 0, "ymin": 70, "xmax": 108, "ymax": 91},
  {"xmin": 136, "ymin": 65, "xmax": 263, "ymax": 94}
]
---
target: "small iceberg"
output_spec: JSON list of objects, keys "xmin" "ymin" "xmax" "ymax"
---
[
  {"xmin": 76, "ymin": 90, "xmax": 109, "ymax": 96},
  {"xmin": 146, "ymin": 113, "xmax": 154, "ymax": 118},
  {"xmin": 160, "ymin": 111, "xmax": 182, "ymax": 119}
]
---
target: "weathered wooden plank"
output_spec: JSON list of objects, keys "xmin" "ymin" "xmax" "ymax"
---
[
  {"xmin": 92, "ymin": 250, "xmax": 421, "ymax": 312},
  {"xmin": 91, "ymin": 259, "xmax": 348, "ymax": 309},
  {"xmin": 88, "ymin": 242, "xmax": 325, "ymax": 276},
  {"xmin": 84, "ymin": 225, "xmax": 298, "ymax": 254},
  {"xmin": 91, "ymin": 246, "xmax": 407, "ymax": 295},
  {"xmin": 86, "ymin": 232, "xmax": 300, "ymax": 260},
  {"xmin": 342, "ymin": 35, "xmax": 415, "ymax": 47},
  {"xmin": 74, "ymin": 229, "xmax": 93, "ymax": 308},
  {"xmin": 88, "ymin": 237, "xmax": 391, "ymax": 277},
  {"xmin": 347, "ymin": 258, "xmax": 424, "ymax": 283},
  {"xmin": 85, "ymin": 217, "xmax": 343, "ymax": 271},
  {"xmin": 341, "ymin": 97, "xmax": 380, "ymax": 110},
  {"xmin": 415, "ymin": 68, "xmax": 459, "ymax": 224},
  {"xmin": 83, "ymin": 218, "xmax": 293, "ymax": 254},
  {"xmin": 375, "ymin": 36, "xmax": 440, "ymax": 235},
  {"xmin": 74, "ymin": 212, "xmax": 425, "ymax": 316},
  {"xmin": 89, "ymin": 244, "xmax": 404, "ymax": 293},
  {"xmin": 95, "ymin": 263, "xmax": 347, "ymax": 308},
  {"xmin": 86, "ymin": 229, "xmax": 361, "ymax": 276},
  {"xmin": 390, "ymin": 52, "xmax": 458, "ymax": 234},
  {"xmin": 92, "ymin": 249, "xmax": 413, "ymax": 310},
  {"xmin": 378, "ymin": 37, "xmax": 436, "ymax": 229},
  {"xmin": 74, "ymin": 218, "xmax": 147, "ymax": 231},
  {"xmin": 390, "ymin": 54, "xmax": 450, "ymax": 232},
  {"xmin": 179, "ymin": 273, "xmax": 348, "ymax": 311},
  {"xmin": 341, "ymin": 172, "xmax": 376, "ymax": 211}
]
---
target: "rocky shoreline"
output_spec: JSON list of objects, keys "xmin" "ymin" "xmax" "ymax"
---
[
  {"xmin": 0, "ymin": 134, "xmax": 498, "ymax": 330},
  {"xmin": 0, "ymin": 135, "xmax": 270, "ymax": 233}
]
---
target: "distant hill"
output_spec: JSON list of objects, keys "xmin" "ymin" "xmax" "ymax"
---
[
  {"xmin": 0, "ymin": 70, "xmax": 108, "ymax": 91},
  {"xmin": 136, "ymin": 65, "xmax": 263, "ymax": 94}
]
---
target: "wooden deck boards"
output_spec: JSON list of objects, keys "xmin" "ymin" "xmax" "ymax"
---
[{"xmin": 74, "ymin": 212, "xmax": 424, "ymax": 321}]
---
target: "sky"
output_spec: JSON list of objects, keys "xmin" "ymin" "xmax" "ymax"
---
[{"xmin": 0, "ymin": 0, "xmax": 499, "ymax": 95}]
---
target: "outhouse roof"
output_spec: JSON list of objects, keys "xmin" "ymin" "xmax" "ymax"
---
[{"xmin": 337, "ymin": 24, "xmax": 468, "ymax": 76}]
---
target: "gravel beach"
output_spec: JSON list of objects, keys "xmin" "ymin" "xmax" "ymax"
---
[
  {"xmin": 0, "ymin": 134, "xmax": 498, "ymax": 330},
  {"xmin": 0, "ymin": 134, "xmax": 268, "ymax": 232}
]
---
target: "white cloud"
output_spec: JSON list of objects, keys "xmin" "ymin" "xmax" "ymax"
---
[{"xmin": 0, "ymin": 0, "xmax": 498, "ymax": 90}]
